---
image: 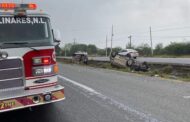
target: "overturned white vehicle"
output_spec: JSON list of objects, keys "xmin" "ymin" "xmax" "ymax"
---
[
  {"xmin": 110, "ymin": 52, "xmax": 149, "ymax": 72},
  {"xmin": 118, "ymin": 49, "xmax": 139, "ymax": 59}
]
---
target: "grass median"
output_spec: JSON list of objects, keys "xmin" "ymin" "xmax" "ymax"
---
[{"xmin": 57, "ymin": 58, "xmax": 190, "ymax": 82}]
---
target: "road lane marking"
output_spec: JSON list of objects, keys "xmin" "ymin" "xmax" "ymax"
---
[
  {"xmin": 58, "ymin": 75, "xmax": 97, "ymax": 93},
  {"xmin": 58, "ymin": 75, "xmax": 161, "ymax": 122},
  {"xmin": 183, "ymin": 96, "xmax": 190, "ymax": 99}
]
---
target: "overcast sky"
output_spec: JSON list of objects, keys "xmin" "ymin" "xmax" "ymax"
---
[{"xmin": 2, "ymin": 0, "xmax": 190, "ymax": 48}]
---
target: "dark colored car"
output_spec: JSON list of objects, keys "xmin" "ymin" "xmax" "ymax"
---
[{"xmin": 72, "ymin": 51, "xmax": 88, "ymax": 64}]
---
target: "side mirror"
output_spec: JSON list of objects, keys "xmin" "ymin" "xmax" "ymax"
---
[{"xmin": 53, "ymin": 29, "xmax": 62, "ymax": 45}]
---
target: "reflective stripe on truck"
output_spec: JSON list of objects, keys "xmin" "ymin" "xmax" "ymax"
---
[{"xmin": 0, "ymin": 88, "xmax": 64, "ymax": 113}]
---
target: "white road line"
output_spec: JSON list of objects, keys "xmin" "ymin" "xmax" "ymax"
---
[
  {"xmin": 58, "ymin": 75, "xmax": 97, "ymax": 93},
  {"xmin": 58, "ymin": 75, "xmax": 161, "ymax": 122},
  {"xmin": 183, "ymin": 96, "xmax": 190, "ymax": 99}
]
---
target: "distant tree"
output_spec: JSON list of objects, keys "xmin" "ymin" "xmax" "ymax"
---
[
  {"xmin": 136, "ymin": 43, "xmax": 151, "ymax": 56},
  {"xmin": 70, "ymin": 44, "xmax": 88, "ymax": 55},
  {"xmin": 62, "ymin": 42, "xmax": 190, "ymax": 57},
  {"xmin": 63, "ymin": 43, "xmax": 73, "ymax": 51},
  {"xmin": 97, "ymin": 49, "xmax": 106, "ymax": 56},
  {"xmin": 61, "ymin": 43, "xmax": 74, "ymax": 56},
  {"xmin": 55, "ymin": 45, "xmax": 62, "ymax": 56},
  {"xmin": 126, "ymin": 42, "xmax": 135, "ymax": 49},
  {"xmin": 112, "ymin": 47, "xmax": 122, "ymax": 52},
  {"xmin": 96, "ymin": 47, "xmax": 113, "ymax": 56},
  {"xmin": 154, "ymin": 43, "xmax": 164, "ymax": 55},
  {"xmin": 87, "ymin": 44, "xmax": 97, "ymax": 55},
  {"xmin": 164, "ymin": 42, "xmax": 190, "ymax": 55}
]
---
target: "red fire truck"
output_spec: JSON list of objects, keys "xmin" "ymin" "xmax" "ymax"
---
[{"xmin": 0, "ymin": 3, "xmax": 65, "ymax": 112}]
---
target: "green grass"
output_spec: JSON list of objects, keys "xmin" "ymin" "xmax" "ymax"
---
[{"xmin": 57, "ymin": 59, "xmax": 190, "ymax": 82}]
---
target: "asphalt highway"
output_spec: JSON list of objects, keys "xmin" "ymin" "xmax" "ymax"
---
[{"xmin": 1, "ymin": 63, "xmax": 190, "ymax": 122}]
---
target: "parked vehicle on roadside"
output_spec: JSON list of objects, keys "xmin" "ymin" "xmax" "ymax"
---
[
  {"xmin": 72, "ymin": 51, "xmax": 88, "ymax": 64},
  {"xmin": 118, "ymin": 49, "xmax": 139, "ymax": 59}
]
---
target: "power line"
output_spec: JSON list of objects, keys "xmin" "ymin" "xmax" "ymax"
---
[
  {"xmin": 131, "ymin": 25, "xmax": 190, "ymax": 36},
  {"xmin": 152, "ymin": 26, "xmax": 190, "ymax": 32},
  {"xmin": 134, "ymin": 35, "xmax": 190, "ymax": 38}
]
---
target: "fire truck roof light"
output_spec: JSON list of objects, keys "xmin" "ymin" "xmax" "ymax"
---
[
  {"xmin": 28, "ymin": 3, "xmax": 37, "ymax": 10},
  {"xmin": 0, "ymin": 3, "xmax": 16, "ymax": 9},
  {"xmin": 0, "ymin": 3, "xmax": 37, "ymax": 10}
]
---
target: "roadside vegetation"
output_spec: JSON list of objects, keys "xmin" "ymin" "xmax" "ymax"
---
[
  {"xmin": 56, "ymin": 42, "xmax": 190, "ymax": 57},
  {"xmin": 57, "ymin": 58, "xmax": 190, "ymax": 82},
  {"xmin": 56, "ymin": 41, "xmax": 190, "ymax": 82}
]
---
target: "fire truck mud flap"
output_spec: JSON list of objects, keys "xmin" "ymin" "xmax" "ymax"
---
[{"xmin": 0, "ymin": 85, "xmax": 65, "ymax": 113}]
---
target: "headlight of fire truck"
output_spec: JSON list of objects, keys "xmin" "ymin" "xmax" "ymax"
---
[
  {"xmin": 33, "ymin": 66, "xmax": 53, "ymax": 76},
  {"xmin": 33, "ymin": 57, "xmax": 59, "ymax": 76}
]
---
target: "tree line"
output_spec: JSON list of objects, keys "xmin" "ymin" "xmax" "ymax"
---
[
  {"xmin": 135, "ymin": 42, "xmax": 190, "ymax": 56},
  {"xmin": 56, "ymin": 43, "xmax": 122, "ymax": 56},
  {"xmin": 55, "ymin": 42, "xmax": 190, "ymax": 56}
]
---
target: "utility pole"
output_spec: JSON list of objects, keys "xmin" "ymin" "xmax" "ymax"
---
[
  {"xmin": 64, "ymin": 48, "xmax": 67, "ymax": 56},
  {"xmin": 150, "ymin": 26, "xmax": 153, "ymax": 56},
  {"xmin": 128, "ymin": 35, "xmax": 132, "ymax": 48},
  {"xmin": 73, "ymin": 38, "xmax": 76, "ymax": 45},
  {"xmin": 110, "ymin": 25, "xmax": 114, "ymax": 55},
  {"xmin": 106, "ymin": 35, "xmax": 108, "ymax": 57}
]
